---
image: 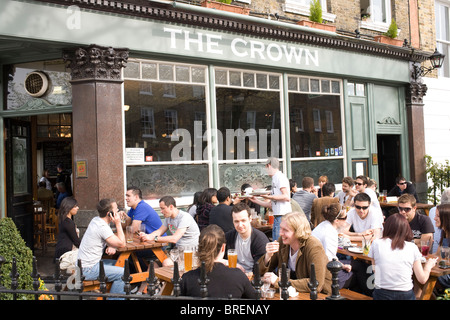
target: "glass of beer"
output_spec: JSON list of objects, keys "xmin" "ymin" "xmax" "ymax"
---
[
  {"xmin": 126, "ymin": 226, "xmax": 134, "ymax": 243},
  {"xmin": 184, "ymin": 247, "xmax": 193, "ymax": 272},
  {"xmin": 228, "ymin": 249, "xmax": 237, "ymax": 268}
]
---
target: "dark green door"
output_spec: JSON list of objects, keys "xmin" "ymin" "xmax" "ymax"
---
[{"xmin": 5, "ymin": 118, "xmax": 34, "ymax": 249}]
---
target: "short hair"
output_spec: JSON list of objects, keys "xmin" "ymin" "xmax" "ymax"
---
[
  {"xmin": 241, "ymin": 183, "xmax": 251, "ymax": 192},
  {"xmin": 289, "ymin": 179, "xmax": 297, "ymax": 190},
  {"xmin": 440, "ymin": 188, "xmax": 450, "ymax": 204},
  {"xmin": 302, "ymin": 177, "xmax": 314, "ymax": 189},
  {"xmin": 321, "ymin": 202, "xmax": 343, "ymax": 223},
  {"xmin": 281, "ymin": 212, "xmax": 311, "ymax": 241},
  {"xmin": 355, "ymin": 175, "xmax": 368, "ymax": 186},
  {"xmin": 398, "ymin": 193, "xmax": 416, "ymax": 207},
  {"xmin": 159, "ymin": 195, "xmax": 176, "ymax": 207},
  {"xmin": 395, "ymin": 176, "xmax": 407, "ymax": 184},
  {"xmin": 231, "ymin": 202, "xmax": 251, "ymax": 217},
  {"xmin": 266, "ymin": 157, "xmax": 280, "ymax": 170},
  {"xmin": 318, "ymin": 175, "xmax": 328, "ymax": 183},
  {"xmin": 321, "ymin": 183, "xmax": 335, "ymax": 196},
  {"xmin": 97, "ymin": 198, "xmax": 116, "ymax": 218},
  {"xmin": 38, "ymin": 181, "xmax": 46, "ymax": 188},
  {"xmin": 216, "ymin": 187, "xmax": 231, "ymax": 202},
  {"xmin": 367, "ymin": 179, "xmax": 377, "ymax": 188},
  {"xmin": 342, "ymin": 176, "xmax": 354, "ymax": 186},
  {"xmin": 127, "ymin": 186, "xmax": 142, "ymax": 199},
  {"xmin": 354, "ymin": 192, "xmax": 371, "ymax": 203}
]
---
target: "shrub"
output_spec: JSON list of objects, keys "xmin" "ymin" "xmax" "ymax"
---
[
  {"xmin": 384, "ymin": 18, "xmax": 398, "ymax": 39},
  {"xmin": 0, "ymin": 217, "xmax": 34, "ymax": 300},
  {"xmin": 309, "ymin": 0, "xmax": 323, "ymax": 24}
]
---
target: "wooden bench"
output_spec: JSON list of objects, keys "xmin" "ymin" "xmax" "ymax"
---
[{"xmin": 340, "ymin": 288, "xmax": 373, "ymax": 300}]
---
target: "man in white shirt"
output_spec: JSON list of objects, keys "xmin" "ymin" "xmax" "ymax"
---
[
  {"xmin": 250, "ymin": 157, "xmax": 292, "ymax": 240},
  {"xmin": 335, "ymin": 176, "xmax": 356, "ymax": 207},
  {"xmin": 343, "ymin": 192, "xmax": 383, "ymax": 241},
  {"xmin": 355, "ymin": 175, "xmax": 382, "ymax": 216},
  {"xmin": 77, "ymin": 198, "xmax": 126, "ymax": 299}
]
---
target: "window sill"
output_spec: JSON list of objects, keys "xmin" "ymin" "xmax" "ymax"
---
[{"xmin": 283, "ymin": 3, "xmax": 336, "ymax": 23}]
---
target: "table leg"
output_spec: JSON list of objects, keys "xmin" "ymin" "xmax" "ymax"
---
[{"xmin": 419, "ymin": 277, "xmax": 437, "ymax": 300}]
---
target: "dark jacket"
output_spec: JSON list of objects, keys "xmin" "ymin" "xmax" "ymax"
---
[
  {"xmin": 225, "ymin": 227, "xmax": 269, "ymax": 265},
  {"xmin": 387, "ymin": 182, "xmax": 419, "ymax": 202},
  {"xmin": 209, "ymin": 203, "xmax": 234, "ymax": 233}
]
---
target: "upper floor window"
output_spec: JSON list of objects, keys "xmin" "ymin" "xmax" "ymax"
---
[
  {"xmin": 360, "ymin": 0, "xmax": 392, "ymax": 33},
  {"xmin": 436, "ymin": 1, "xmax": 450, "ymax": 77},
  {"xmin": 284, "ymin": 0, "xmax": 336, "ymax": 22}
]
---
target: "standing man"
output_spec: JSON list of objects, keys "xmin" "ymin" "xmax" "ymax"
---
[
  {"xmin": 209, "ymin": 187, "xmax": 234, "ymax": 233},
  {"xmin": 388, "ymin": 176, "xmax": 420, "ymax": 202},
  {"xmin": 250, "ymin": 157, "xmax": 291, "ymax": 240},
  {"xmin": 56, "ymin": 163, "xmax": 72, "ymax": 196},
  {"xmin": 77, "ymin": 198, "xmax": 126, "ymax": 299},
  {"xmin": 225, "ymin": 202, "xmax": 269, "ymax": 273},
  {"xmin": 292, "ymin": 177, "xmax": 317, "ymax": 224},
  {"xmin": 124, "ymin": 186, "xmax": 164, "ymax": 235},
  {"xmin": 397, "ymin": 194, "xmax": 434, "ymax": 244}
]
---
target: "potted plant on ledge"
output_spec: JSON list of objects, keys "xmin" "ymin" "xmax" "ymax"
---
[
  {"xmin": 201, "ymin": 0, "xmax": 251, "ymax": 15},
  {"xmin": 297, "ymin": 0, "xmax": 336, "ymax": 32},
  {"xmin": 374, "ymin": 18, "xmax": 404, "ymax": 46}
]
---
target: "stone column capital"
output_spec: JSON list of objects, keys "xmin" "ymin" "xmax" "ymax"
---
[
  {"xmin": 406, "ymin": 81, "xmax": 428, "ymax": 105},
  {"xmin": 63, "ymin": 44, "xmax": 129, "ymax": 81}
]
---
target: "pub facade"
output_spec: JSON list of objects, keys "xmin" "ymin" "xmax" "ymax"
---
[{"xmin": 0, "ymin": 0, "xmax": 438, "ymax": 245}]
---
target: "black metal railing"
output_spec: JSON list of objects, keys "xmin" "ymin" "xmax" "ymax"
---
[{"xmin": 0, "ymin": 255, "xmax": 346, "ymax": 301}]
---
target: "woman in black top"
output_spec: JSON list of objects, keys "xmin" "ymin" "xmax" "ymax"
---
[
  {"xmin": 54, "ymin": 197, "xmax": 81, "ymax": 260},
  {"xmin": 180, "ymin": 224, "xmax": 257, "ymax": 299}
]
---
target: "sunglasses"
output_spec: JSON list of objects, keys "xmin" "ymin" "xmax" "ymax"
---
[
  {"xmin": 355, "ymin": 182, "xmax": 364, "ymax": 186},
  {"xmin": 355, "ymin": 205, "xmax": 369, "ymax": 210},
  {"xmin": 398, "ymin": 182, "xmax": 407, "ymax": 185},
  {"xmin": 398, "ymin": 207, "xmax": 412, "ymax": 213}
]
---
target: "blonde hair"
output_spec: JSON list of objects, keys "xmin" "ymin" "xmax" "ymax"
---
[
  {"xmin": 282, "ymin": 212, "xmax": 311, "ymax": 241},
  {"xmin": 197, "ymin": 224, "xmax": 225, "ymax": 273}
]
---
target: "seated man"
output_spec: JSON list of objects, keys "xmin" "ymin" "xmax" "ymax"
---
[
  {"xmin": 335, "ymin": 176, "xmax": 356, "ymax": 207},
  {"xmin": 388, "ymin": 176, "xmax": 419, "ymax": 203},
  {"xmin": 77, "ymin": 198, "xmax": 126, "ymax": 299},
  {"xmin": 209, "ymin": 187, "xmax": 234, "ymax": 233},
  {"xmin": 354, "ymin": 175, "xmax": 382, "ymax": 216},
  {"xmin": 397, "ymin": 194, "xmax": 434, "ymax": 245},
  {"xmin": 342, "ymin": 192, "xmax": 384, "ymax": 241},
  {"xmin": 292, "ymin": 177, "xmax": 318, "ymax": 224},
  {"xmin": 225, "ymin": 202, "xmax": 269, "ymax": 273}
]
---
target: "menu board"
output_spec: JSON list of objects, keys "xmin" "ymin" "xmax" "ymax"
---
[{"xmin": 43, "ymin": 141, "xmax": 72, "ymax": 176}]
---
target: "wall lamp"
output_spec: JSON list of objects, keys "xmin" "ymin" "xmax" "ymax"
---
[{"xmin": 412, "ymin": 48, "xmax": 446, "ymax": 81}]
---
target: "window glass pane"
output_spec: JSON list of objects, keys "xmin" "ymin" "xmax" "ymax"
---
[
  {"xmin": 215, "ymin": 69, "xmax": 228, "ymax": 85},
  {"xmin": 356, "ymin": 83, "xmax": 365, "ymax": 96},
  {"xmin": 300, "ymin": 78, "xmax": 309, "ymax": 92},
  {"xmin": 142, "ymin": 63, "xmax": 157, "ymax": 80},
  {"xmin": 48, "ymin": 114, "xmax": 59, "ymax": 125},
  {"xmin": 347, "ymin": 82, "xmax": 355, "ymax": 96},
  {"xmin": 288, "ymin": 77, "xmax": 298, "ymax": 91},
  {"xmin": 289, "ymin": 93, "xmax": 342, "ymax": 158},
  {"xmin": 176, "ymin": 66, "xmax": 190, "ymax": 82},
  {"xmin": 216, "ymin": 88, "xmax": 281, "ymax": 160},
  {"xmin": 124, "ymin": 61, "xmax": 140, "ymax": 78},
  {"xmin": 159, "ymin": 64, "xmax": 174, "ymax": 81},
  {"xmin": 124, "ymin": 80, "xmax": 207, "ymax": 161},
  {"xmin": 243, "ymin": 73, "xmax": 255, "ymax": 88},
  {"xmin": 291, "ymin": 159, "xmax": 344, "ymax": 185},
  {"xmin": 219, "ymin": 163, "xmax": 272, "ymax": 193},
  {"xmin": 321, "ymin": 80, "xmax": 330, "ymax": 93},
  {"xmin": 269, "ymin": 75, "xmax": 280, "ymax": 89},
  {"xmin": 127, "ymin": 164, "xmax": 209, "ymax": 199},
  {"xmin": 192, "ymin": 67, "xmax": 206, "ymax": 83},
  {"xmin": 310, "ymin": 79, "xmax": 320, "ymax": 92},
  {"xmin": 37, "ymin": 115, "xmax": 48, "ymax": 125},
  {"xmin": 256, "ymin": 74, "xmax": 268, "ymax": 89},
  {"xmin": 331, "ymin": 81, "xmax": 340, "ymax": 94},
  {"xmin": 230, "ymin": 71, "xmax": 241, "ymax": 86}
]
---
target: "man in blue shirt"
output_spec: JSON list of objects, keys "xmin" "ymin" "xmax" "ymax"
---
[{"xmin": 125, "ymin": 186, "xmax": 164, "ymax": 235}]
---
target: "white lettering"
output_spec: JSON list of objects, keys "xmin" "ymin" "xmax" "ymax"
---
[
  {"xmin": 163, "ymin": 27, "xmax": 182, "ymax": 49},
  {"xmin": 231, "ymin": 38, "xmax": 248, "ymax": 57},
  {"xmin": 250, "ymin": 40, "xmax": 266, "ymax": 60},
  {"xmin": 282, "ymin": 45, "xmax": 304, "ymax": 64},
  {"xmin": 206, "ymin": 34, "xmax": 223, "ymax": 55},
  {"xmin": 184, "ymin": 30, "xmax": 204, "ymax": 52},
  {"xmin": 66, "ymin": 5, "xmax": 81, "ymax": 30},
  {"xmin": 267, "ymin": 43, "xmax": 283, "ymax": 61},
  {"xmin": 305, "ymin": 49, "xmax": 319, "ymax": 66}
]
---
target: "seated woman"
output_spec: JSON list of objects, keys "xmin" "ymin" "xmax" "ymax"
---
[
  {"xmin": 258, "ymin": 212, "xmax": 332, "ymax": 294},
  {"xmin": 311, "ymin": 203, "xmax": 353, "ymax": 289},
  {"xmin": 55, "ymin": 197, "xmax": 81, "ymax": 260},
  {"xmin": 180, "ymin": 224, "xmax": 257, "ymax": 299},
  {"xmin": 368, "ymin": 213, "xmax": 437, "ymax": 300},
  {"xmin": 433, "ymin": 202, "xmax": 450, "ymax": 293}
]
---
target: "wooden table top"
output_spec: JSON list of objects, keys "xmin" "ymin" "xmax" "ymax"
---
[{"xmin": 115, "ymin": 234, "xmax": 167, "ymax": 252}]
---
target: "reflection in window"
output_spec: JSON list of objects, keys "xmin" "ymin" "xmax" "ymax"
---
[
  {"xmin": 360, "ymin": 0, "xmax": 391, "ymax": 24},
  {"xmin": 216, "ymin": 88, "xmax": 281, "ymax": 160},
  {"xmin": 124, "ymin": 80, "xmax": 207, "ymax": 161},
  {"xmin": 289, "ymin": 94, "xmax": 342, "ymax": 158}
]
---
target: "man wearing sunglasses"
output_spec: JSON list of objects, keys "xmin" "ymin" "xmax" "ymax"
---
[
  {"xmin": 387, "ymin": 176, "xmax": 419, "ymax": 203},
  {"xmin": 397, "ymin": 194, "xmax": 434, "ymax": 245},
  {"xmin": 342, "ymin": 193, "xmax": 383, "ymax": 242}
]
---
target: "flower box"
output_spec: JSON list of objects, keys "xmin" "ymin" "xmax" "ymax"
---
[
  {"xmin": 201, "ymin": 1, "xmax": 250, "ymax": 15},
  {"xmin": 297, "ymin": 20, "xmax": 336, "ymax": 32},
  {"xmin": 373, "ymin": 35, "xmax": 404, "ymax": 47}
]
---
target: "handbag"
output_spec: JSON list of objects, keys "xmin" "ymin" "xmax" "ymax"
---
[{"xmin": 59, "ymin": 248, "xmax": 78, "ymax": 270}]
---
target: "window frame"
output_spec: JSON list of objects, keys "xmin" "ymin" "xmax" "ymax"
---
[{"xmin": 283, "ymin": 0, "xmax": 336, "ymax": 22}]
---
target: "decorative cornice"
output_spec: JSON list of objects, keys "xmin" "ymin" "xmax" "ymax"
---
[
  {"xmin": 35, "ymin": 0, "xmax": 430, "ymax": 63},
  {"xmin": 63, "ymin": 44, "xmax": 129, "ymax": 81},
  {"xmin": 406, "ymin": 82, "xmax": 428, "ymax": 104}
]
